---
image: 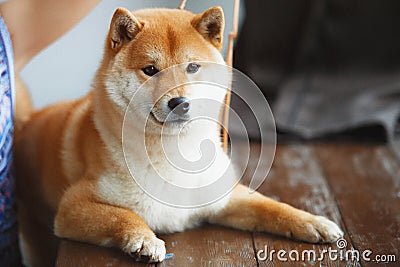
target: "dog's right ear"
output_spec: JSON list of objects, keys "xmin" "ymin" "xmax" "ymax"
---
[{"xmin": 109, "ymin": 8, "xmax": 142, "ymax": 51}]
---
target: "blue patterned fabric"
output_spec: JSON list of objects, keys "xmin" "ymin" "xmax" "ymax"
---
[{"xmin": 0, "ymin": 17, "xmax": 21, "ymax": 267}]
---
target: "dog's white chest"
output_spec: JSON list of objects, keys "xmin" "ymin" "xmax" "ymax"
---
[
  {"xmin": 96, "ymin": 171, "xmax": 229, "ymax": 233},
  {"xmin": 96, "ymin": 124, "xmax": 234, "ymax": 233}
]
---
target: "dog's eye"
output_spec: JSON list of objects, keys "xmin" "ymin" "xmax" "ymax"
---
[
  {"xmin": 186, "ymin": 63, "xmax": 200, "ymax": 74},
  {"xmin": 142, "ymin": 66, "xmax": 159, "ymax": 76}
]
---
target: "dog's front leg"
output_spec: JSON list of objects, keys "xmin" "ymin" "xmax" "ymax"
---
[
  {"xmin": 209, "ymin": 184, "xmax": 343, "ymax": 243},
  {"xmin": 54, "ymin": 181, "xmax": 166, "ymax": 262}
]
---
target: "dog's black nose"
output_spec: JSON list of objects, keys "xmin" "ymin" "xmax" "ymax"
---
[{"xmin": 168, "ymin": 97, "xmax": 190, "ymax": 116}]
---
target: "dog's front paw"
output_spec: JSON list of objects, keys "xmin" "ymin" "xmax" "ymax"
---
[
  {"xmin": 122, "ymin": 232, "xmax": 166, "ymax": 262},
  {"xmin": 289, "ymin": 215, "xmax": 344, "ymax": 243}
]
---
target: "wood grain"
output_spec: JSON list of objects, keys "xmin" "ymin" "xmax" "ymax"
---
[
  {"xmin": 316, "ymin": 144, "xmax": 400, "ymax": 267},
  {"xmin": 56, "ymin": 239, "xmax": 155, "ymax": 267},
  {"xmin": 158, "ymin": 224, "xmax": 256, "ymax": 267},
  {"xmin": 251, "ymin": 144, "xmax": 357, "ymax": 267}
]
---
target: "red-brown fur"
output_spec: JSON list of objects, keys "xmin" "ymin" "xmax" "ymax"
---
[{"xmin": 14, "ymin": 7, "xmax": 343, "ymax": 267}]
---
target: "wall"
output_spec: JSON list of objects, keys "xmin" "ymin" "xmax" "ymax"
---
[{"xmin": 20, "ymin": 0, "xmax": 236, "ymax": 108}]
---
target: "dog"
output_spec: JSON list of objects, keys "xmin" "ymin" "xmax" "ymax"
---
[{"xmin": 14, "ymin": 6, "xmax": 343, "ymax": 267}]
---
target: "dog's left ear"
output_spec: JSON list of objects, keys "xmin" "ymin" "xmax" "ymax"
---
[
  {"xmin": 191, "ymin": 6, "xmax": 225, "ymax": 50},
  {"xmin": 109, "ymin": 8, "xmax": 143, "ymax": 51}
]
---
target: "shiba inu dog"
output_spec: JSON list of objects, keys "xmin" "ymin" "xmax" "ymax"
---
[{"xmin": 14, "ymin": 6, "xmax": 343, "ymax": 267}]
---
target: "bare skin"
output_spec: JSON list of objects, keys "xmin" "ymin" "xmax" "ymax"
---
[
  {"xmin": 0, "ymin": 0, "xmax": 99, "ymax": 72},
  {"xmin": 1, "ymin": 0, "xmax": 101, "ymax": 131}
]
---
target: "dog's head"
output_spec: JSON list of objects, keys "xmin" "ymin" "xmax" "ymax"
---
[{"xmin": 97, "ymin": 7, "xmax": 230, "ymax": 135}]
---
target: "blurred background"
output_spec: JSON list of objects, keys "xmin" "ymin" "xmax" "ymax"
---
[
  {"xmin": 234, "ymin": 0, "xmax": 400, "ymax": 147},
  {"xmin": 19, "ymin": 0, "xmax": 400, "ymax": 157}
]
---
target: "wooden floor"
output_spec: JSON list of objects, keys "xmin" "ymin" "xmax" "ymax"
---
[{"xmin": 56, "ymin": 143, "xmax": 400, "ymax": 267}]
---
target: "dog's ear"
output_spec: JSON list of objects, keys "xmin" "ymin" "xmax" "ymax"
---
[
  {"xmin": 191, "ymin": 6, "xmax": 225, "ymax": 50},
  {"xmin": 109, "ymin": 8, "xmax": 142, "ymax": 51}
]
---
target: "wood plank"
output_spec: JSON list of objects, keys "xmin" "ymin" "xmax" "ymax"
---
[
  {"xmin": 56, "ymin": 225, "xmax": 257, "ymax": 267},
  {"xmin": 56, "ymin": 239, "xmax": 155, "ymax": 267},
  {"xmin": 158, "ymin": 224, "xmax": 256, "ymax": 267},
  {"xmin": 316, "ymin": 144, "xmax": 400, "ymax": 267},
  {"xmin": 248, "ymin": 144, "xmax": 357, "ymax": 266}
]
